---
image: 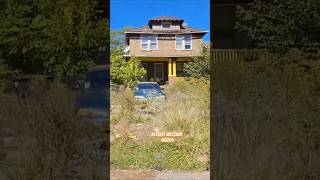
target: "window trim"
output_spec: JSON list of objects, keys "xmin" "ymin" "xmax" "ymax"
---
[
  {"xmin": 175, "ymin": 34, "xmax": 192, "ymax": 50},
  {"xmin": 140, "ymin": 35, "xmax": 158, "ymax": 50}
]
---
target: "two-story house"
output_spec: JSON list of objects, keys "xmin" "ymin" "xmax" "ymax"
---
[{"xmin": 124, "ymin": 16, "xmax": 208, "ymax": 84}]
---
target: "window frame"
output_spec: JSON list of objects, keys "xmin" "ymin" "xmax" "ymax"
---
[
  {"xmin": 140, "ymin": 35, "xmax": 158, "ymax": 50},
  {"xmin": 175, "ymin": 34, "xmax": 192, "ymax": 50}
]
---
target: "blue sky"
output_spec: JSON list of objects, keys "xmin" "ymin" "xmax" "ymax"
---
[{"xmin": 110, "ymin": 0, "xmax": 210, "ymax": 42}]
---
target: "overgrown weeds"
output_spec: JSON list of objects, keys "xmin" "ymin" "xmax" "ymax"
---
[
  {"xmin": 213, "ymin": 57, "xmax": 320, "ymax": 180},
  {"xmin": 111, "ymin": 79, "xmax": 210, "ymax": 170},
  {"xmin": 0, "ymin": 82, "xmax": 107, "ymax": 180}
]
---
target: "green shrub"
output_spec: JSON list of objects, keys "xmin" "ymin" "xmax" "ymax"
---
[
  {"xmin": 111, "ymin": 55, "xmax": 146, "ymax": 88},
  {"xmin": 184, "ymin": 45, "xmax": 210, "ymax": 80}
]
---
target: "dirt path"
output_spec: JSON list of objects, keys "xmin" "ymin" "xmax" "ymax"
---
[{"xmin": 111, "ymin": 170, "xmax": 210, "ymax": 180}]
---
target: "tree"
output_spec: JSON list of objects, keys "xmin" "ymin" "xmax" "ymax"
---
[
  {"xmin": 110, "ymin": 26, "xmax": 132, "ymax": 50},
  {"xmin": 110, "ymin": 28, "xmax": 145, "ymax": 87},
  {"xmin": 235, "ymin": 0, "xmax": 320, "ymax": 59},
  {"xmin": 110, "ymin": 54, "xmax": 146, "ymax": 88},
  {"xmin": 184, "ymin": 44, "xmax": 210, "ymax": 80},
  {"xmin": 0, "ymin": 0, "xmax": 108, "ymax": 81}
]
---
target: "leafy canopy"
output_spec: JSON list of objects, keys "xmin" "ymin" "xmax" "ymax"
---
[
  {"xmin": 110, "ymin": 29, "xmax": 145, "ymax": 87},
  {"xmin": 0, "ymin": 0, "xmax": 108, "ymax": 81},
  {"xmin": 236, "ymin": 0, "xmax": 320, "ymax": 59}
]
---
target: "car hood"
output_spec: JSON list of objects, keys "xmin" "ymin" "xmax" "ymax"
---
[{"xmin": 75, "ymin": 88, "xmax": 109, "ymax": 109}]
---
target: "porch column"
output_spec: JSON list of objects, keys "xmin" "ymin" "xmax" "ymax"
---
[
  {"xmin": 172, "ymin": 60, "xmax": 176, "ymax": 76},
  {"xmin": 168, "ymin": 59, "xmax": 172, "ymax": 76},
  {"xmin": 168, "ymin": 58, "xmax": 177, "ymax": 84}
]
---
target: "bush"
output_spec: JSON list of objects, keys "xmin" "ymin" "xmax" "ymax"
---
[
  {"xmin": 111, "ymin": 55, "xmax": 146, "ymax": 88},
  {"xmin": 184, "ymin": 45, "xmax": 210, "ymax": 80}
]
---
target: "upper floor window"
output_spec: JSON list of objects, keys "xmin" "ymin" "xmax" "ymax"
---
[
  {"xmin": 141, "ymin": 35, "xmax": 158, "ymax": 50},
  {"xmin": 162, "ymin": 22, "xmax": 171, "ymax": 29},
  {"xmin": 176, "ymin": 34, "xmax": 192, "ymax": 50}
]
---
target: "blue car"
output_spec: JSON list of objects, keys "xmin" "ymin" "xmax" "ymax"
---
[
  {"xmin": 75, "ymin": 65, "xmax": 109, "ymax": 124},
  {"xmin": 133, "ymin": 82, "xmax": 166, "ymax": 101}
]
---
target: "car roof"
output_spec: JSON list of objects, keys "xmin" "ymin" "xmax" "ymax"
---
[{"xmin": 137, "ymin": 82, "xmax": 159, "ymax": 85}]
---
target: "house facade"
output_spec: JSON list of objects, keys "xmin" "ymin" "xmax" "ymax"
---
[{"xmin": 124, "ymin": 16, "xmax": 208, "ymax": 84}]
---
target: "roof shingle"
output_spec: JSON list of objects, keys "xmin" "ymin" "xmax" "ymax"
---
[
  {"xmin": 125, "ymin": 25, "xmax": 208, "ymax": 34},
  {"xmin": 124, "ymin": 16, "xmax": 208, "ymax": 35},
  {"xmin": 149, "ymin": 16, "xmax": 183, "ymax": 21}
]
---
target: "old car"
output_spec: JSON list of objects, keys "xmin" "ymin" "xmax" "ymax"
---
[
  {"xmin": 133, "ymin": 82, "xmax": 165, "ymax": 101},
  {"xmin": 75, "ymin": 65, "xmax": 109, "ymax": 124}
]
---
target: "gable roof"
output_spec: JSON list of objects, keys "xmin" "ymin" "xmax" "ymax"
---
[{"xmin": 125, "ymin": 16, "xmax": 208, "ymax": 35}]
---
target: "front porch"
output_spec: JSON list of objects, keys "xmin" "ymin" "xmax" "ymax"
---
[{"xmin": 139, "ymin": 57, "xmax": 190, "ymax": 85}]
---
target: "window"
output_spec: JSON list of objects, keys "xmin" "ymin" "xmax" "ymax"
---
[
  {"xmin": 185, "ymin": 35, "xmax": 191, "ymax": 49},
  {"xmin": 141, "ymin": 35, "xmax": 158, "ymax": 50},
  {"xmin": 141, "ymin": 36, "xmax": 148, "ymax": 49},
  {"xmin": 162, "ymin": 22, "xmax": 170, "ymax": 28},
  {"xmin": 176, "ymin": 34, "xmax": 192, "ymax": 50},
  {"xmin": 150, "ymin": 35, "xmax": 157, "ymax": 49},
  {"xmin": 142, "ymin": 63, "xmax": 148, "ymax": 81},
  {"xmin": 176, "ymin": 62, "xmax": 185, "ymax": 77},
  {"xmin": 176, "ymin": 35, "xmax": 183, "ymax": 49},
  {"xmin": 154, "ymin": 63, "xmax": 164, "ymax": 81}
]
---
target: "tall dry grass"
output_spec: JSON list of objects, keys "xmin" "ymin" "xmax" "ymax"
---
[
  {"xmin": 0, "ymin": 82, "xmax": 107, "ymax": 180},
  {"xmin": 156, "ymin": 79, "xmax": 210, "ymax": 159},
  {"xmin": 212, "ymin": 57, "xmax": 320, "ymax": 179},
  {"xmin": 110, "ymin": 79, "xmax": 210, "ymax": 170}
]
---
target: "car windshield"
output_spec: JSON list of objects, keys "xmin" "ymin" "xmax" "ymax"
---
[
  {"xmin": 86, "ymin": 69, "xmax": 109, "ymax": 89},
  {"xmin": 134, "ymin": 83, "xmax": 163, "ymax": 96}
]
